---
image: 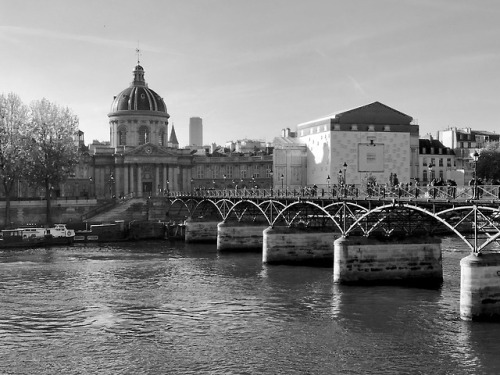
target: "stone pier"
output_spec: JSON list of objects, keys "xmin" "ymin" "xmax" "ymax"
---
[
  {"xmin": 333, "ymin": 236, "xmax": 442, "ymax": 286},
  {"xmin": 217, "ymin": 222, "xmax": 268, "ymax": 251},
  {"xmin": 184, "ymin": 218, "xmax": 219, "ymax": 243},
  {"xmin": 263, "ymin": 227, "xmax": 338, "ymax": 266},
  {"xmin": 461, "ymin": 253, "xmax": 500, "ymax": 321}
]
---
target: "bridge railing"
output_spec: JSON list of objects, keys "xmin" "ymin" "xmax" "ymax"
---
[{"xmin": 168, "ymin": 185, "xmax": 500, "ymax": 201}]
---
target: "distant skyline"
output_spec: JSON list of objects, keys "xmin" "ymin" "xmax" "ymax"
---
[{"xmin": 1, "ymin": 0, "xmax": 499, "ymax": 147}]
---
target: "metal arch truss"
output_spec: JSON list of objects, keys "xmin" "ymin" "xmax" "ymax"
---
[
  {"xmin": 347, "ymin": 203, "xmax": 500, "ymax": 254},
  {"xmin": 168, "ymin": 197, "xmax": 500, "ymax": 254}
]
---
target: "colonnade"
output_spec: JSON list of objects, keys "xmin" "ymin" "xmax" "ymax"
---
[{"xmin": 93, "ymin": 163, "xmax": 191, "ymax": 198}]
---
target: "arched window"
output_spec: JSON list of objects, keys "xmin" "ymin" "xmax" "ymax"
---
[
  {"xmin": 118, "ymin": 126, "xmax": 127, "ymax": 146},
  {"xmin": 138, "ymin": 126, "xmax": 150, "ymax": 145},
  {"xmin": 159, "ymin": 129, "xmax": 165, "ymax": 146}
]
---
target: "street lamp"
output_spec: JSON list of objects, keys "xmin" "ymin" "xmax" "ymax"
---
[
  {"xmin": 428, "ymin": 163, "xmax": 434, "ymax": 182},
  {"xmin": 473, "ymin": 150, "xmax": 479, "ymax": 199},
  {"xmin": 326, "ymin": 175, "xmax": 331, "ymax": 197},
  {"xmin": 343, "ymin": 162, "xmax": 348, "ymax": 197},
  {"xmin": 109, "ymin": 173, "xmax": 115, "ymax": 198},
  {"xmin": 166, "ymin": 180, "xmax": 170, "ymax": 196},
  {"xmin": 89, "ymin": 176, "xmax": 94, "ymax": 198},
  {"xmin": 281, "ymin": 174, "xmax": 284, "ymax": 191}
]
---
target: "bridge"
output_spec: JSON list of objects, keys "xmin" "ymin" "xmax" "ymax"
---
[
  {"xmin": 167, "ymin": 184, "xmax": 500, "ymax": 254},
  {"xmin": 162, "ymin": 184, "xmax": 500, "ymax": 322}
]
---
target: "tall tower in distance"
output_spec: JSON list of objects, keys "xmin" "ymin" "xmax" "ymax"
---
[{"xmin": 189, "ymin": 117, "xmax": 203, "ymax": 147}]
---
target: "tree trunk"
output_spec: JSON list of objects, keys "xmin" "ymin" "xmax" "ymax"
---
[
  {"xmin": 2, "ymin": 181, "xmax": 13, "ymax": 228},
  {"xmin": 45, "ymin": 180, "xmax": 52, "ymax": 226}
]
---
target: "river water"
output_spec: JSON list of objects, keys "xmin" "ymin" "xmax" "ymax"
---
[{"xmin": 1, "ymin": 237, "xmax": 500, "ymax": 374}]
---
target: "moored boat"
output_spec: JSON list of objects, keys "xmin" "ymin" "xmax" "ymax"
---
[{"xmin": 0, "ymin": 224, "xmax": 75, "ymax": 249}]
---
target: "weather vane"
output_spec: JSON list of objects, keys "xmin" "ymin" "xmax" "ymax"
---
[{"xmin": 136, "ymin": 43, "xmax": 141, "ymax": 64}]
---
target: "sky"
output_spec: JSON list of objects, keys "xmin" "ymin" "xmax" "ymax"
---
[{"xmin": 1, "ymin": 0, "xmax": 499, "ymax": 147}]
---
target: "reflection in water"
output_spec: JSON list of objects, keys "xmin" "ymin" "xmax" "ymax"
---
[{"xmin": 0, "ymin": 238, "xmax": 499, "ymax": 374}]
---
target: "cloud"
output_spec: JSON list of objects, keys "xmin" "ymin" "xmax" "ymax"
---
[
  {"xmin": 347, "ymin": 75, "xmax": 367, "ymax": 96},
  {"xmin": 0, "ymin": 25, "xmax": 163, "ymax": 54}
]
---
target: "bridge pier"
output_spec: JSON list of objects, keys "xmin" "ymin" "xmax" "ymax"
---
[
  {"xmin": 460, "ymin": 254, "xmax": 500, "ymax": 321},
  {"xmin": 184, "ymin": 218, "xmax": 218, "ymax": 243},
  {"xmin": 263, "ymin": 227, "xmax": 337, "ymax": 266},
  {"xmin": 217, "ymin": 222, "xmax": 268, "ymax": 251},
  {"xmin": 333, "ymin": 236, "xmax": 443, "ymax": 286}
]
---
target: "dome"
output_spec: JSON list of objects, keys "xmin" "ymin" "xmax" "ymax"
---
[{"xmin": 109, "ymin": 64, "xmax": 169, "ymax": 115}]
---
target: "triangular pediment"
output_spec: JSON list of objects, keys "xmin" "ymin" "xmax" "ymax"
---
[
  {"xmin": 333, "ymin": 102, "xmax": 413, "ymax": 125},
  {"xmin": 125, "ymin": 143, "xmax": 177, "ymax": 156}
]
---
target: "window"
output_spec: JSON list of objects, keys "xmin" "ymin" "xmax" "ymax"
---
[
  {"xmin": 138, "ymin": 126, "xmax": 150, "ymax": 145},
  {"xmin": 423, "ymin": 170, "xmax": 428, "ymax": 182},
  {"xmin": 439, "ymin": 158, "xmax": 443, "ymax": 167},
  {"xmin": 447, "ymin": 158, "xmax": 451, "ymax": 167},
  {"xmin": 334, "ymin": 125, "xmax": 340, "ymax": 131},
  {"xmin": 368, "ymin": 125, "xmax": 375, "ymax": 131},
  {"xmin": 196, "ymin": 166, "xmax": 204, "ymax": 179},
  {"xmin": 240, "ymin": 166, "xmax": 247, "ymax": 179},
  {"xmin": 226, "ymin": 165, "xmax": 233, "ymax": 179},
  {"xmin": 384, "ymin": 125, "xmax": 391, "ymax": 131},
  {"xmin": 439, "ymin": 171, "xmax": 444, "ymax": 180},
  {"xmin": 423, "ymin": 158, "xmax": 428, "ymax": 167},
  {"xmin": 351, "ymin": 124, "xmax": 358, "ymax": 131},
  {"xmin": 118, "ymin": 126, "xmax": 127, "ymax": 146},
  {"xmin": 253, "ymin": 165, "xmax": 260, "ymax": 178}
]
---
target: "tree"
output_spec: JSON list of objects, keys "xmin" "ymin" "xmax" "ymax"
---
[
  {"xmin": 0, "ymin": 93, "xmax": 29, "ymax": 227},
  {"xmin": 25, "ymin": 98, "xmax": 80, "ymax": 225},
  {"xmin": 476, "ymin": 143, "xmax": 500, "ymax": 183}
]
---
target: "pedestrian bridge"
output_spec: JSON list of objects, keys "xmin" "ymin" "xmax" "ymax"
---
[{"xmin": 166, "ymin": 185, "xmax": 500, "ymax": 254}]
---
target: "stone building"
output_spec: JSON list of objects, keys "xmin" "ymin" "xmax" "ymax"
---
[
  {"xmin": 294, "ymin": 102, "xmax": 420, "ymax": 187},
  {"xmin": 418, "ymin": 137, "xmax": 456, "ymax": 184}
]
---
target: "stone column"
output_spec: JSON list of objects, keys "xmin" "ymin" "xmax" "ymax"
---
[
  {"xmin": 155, "ymin": 165, "xmax": 160, "ymax": 196},
  {"xmin": 130, "ymin": 165, "xmax": 135, "ymax": 197},
  {"xmin": 137, "ymin": 165, "xmax": 143, "ymax": 197},
  {"xmin": 168, "ymin": 166, "xmax": 175, "ymax": 192},
  {"xmin": 123, "ymin": 164, "xmax": 129, "ymax": 196},
  {"xmin": 163, "ymin": 164, "xmax": 168, "ymax": 191},
  {"xmin": 461, "ymin": 253, "xmax": 500, "ymax": 321},
  {"xmin": 115, "ymin": 165, "xmax": 121, "ymax": 198}
]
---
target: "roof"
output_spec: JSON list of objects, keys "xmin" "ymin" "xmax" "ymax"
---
[{"xmin": 298, "ymin": 101, "xmax": 413, "ymax": 127}]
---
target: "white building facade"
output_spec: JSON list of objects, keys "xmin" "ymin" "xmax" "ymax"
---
[{"xmin": 296, "ymin": 102, "xmax": 419, "ymax": 187}]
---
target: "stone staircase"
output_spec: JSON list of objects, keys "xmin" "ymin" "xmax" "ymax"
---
[{"xmin": 88, "ymin": 198, "xmax": 149, "ymax": 223}]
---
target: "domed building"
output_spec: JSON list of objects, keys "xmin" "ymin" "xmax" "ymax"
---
[
  {"xmin": 87, "ymin": 63, "xmax": 194, "ymax": 198},
  {"xmin": 109, "ymin": 64, "xmax": 170, "ymax": 148}
]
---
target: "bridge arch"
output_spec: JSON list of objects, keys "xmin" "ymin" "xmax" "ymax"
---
[
  {"xmin": 190, "ymin": 198, "xmax": 235, "ymax": 222},
  {"xmin": 224, "ymin": 199, "xmax": 270, "ymax": 224},
  {"xmin": 272, "ymin": 201, "xmax": 368, "ymax": 232},
  {"xmin": 347, "ymin": 203, "xmax": 500, "ymax": 253}
]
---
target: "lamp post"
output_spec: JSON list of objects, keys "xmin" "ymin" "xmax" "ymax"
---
[
  {"xmin": 166, "ymin": 180, "xmax": 170, "ymax": 196},
  {"xmin": 223, "ymin": 174, "xmax": 227, "ymax": 195},
  {"xmin": 326, "ymin": 175, "xmax": 331, "ymax": 198},
  {"xmin": 473, "ymin": 150, "xmax": 479, "ymax": 199},
  {"xmin": 89, "ymin": 176, "xmax": 94, "ymax": 198},
  {"xmin": 428, "ymin": 163, "xmax": 435, "ymax": 198},
  {"xmin": 281, "ymin": 174, "xmax": 284, "ymax": 191},
  {"xmin": 343, "ymin": 162, "xmax": 347, "ymax": 197},
  {"xmin": 109, "ymin": 173, "xmax": 115, "ymax": 198}
]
